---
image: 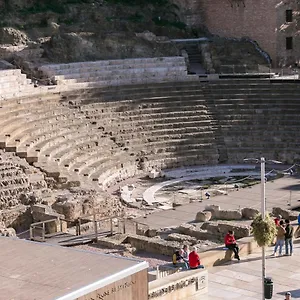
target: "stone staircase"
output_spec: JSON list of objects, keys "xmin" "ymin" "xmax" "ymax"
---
[
  {"xmin": 38, "ymin": 57, "xmax": 198, "ymax": 87},
  {"xmin": 182, "ymin": 43, "xmax": 202, "ymax": 64}
]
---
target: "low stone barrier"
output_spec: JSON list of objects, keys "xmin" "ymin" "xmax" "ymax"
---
[
  {"xmin": 148, "ymin": 268, "xmax": 208, "ymax": 300},
  {"xmin": 127, "ymin": 235, "xmax": 180, "ymax": 256},
  {"xmin": 201, "ymin": 221, "xmax": 251, "ymax": 239},
  {"xmin": 272, "ymin": 207, "xmax": 298, "ymax": 221},
  {"xmin": 178, "ymin": 221, "xmax": 251, "ymax": 240},
  {"xmin": 200, "ymin": 236, "xmax": 258, "ymax": 267}
]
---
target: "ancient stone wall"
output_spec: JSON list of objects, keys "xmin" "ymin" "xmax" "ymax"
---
[
  {"xmin": 174, "ymin": 0, "xmax": 300, "ymax": 66},
  {"xmin": 199, "ymin": 0, "xmax": 278, "ymax": 64}
]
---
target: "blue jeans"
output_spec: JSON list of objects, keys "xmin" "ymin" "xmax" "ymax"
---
[
  {"xmin": 285, "ymin": 238, "xmax": 293, "ymax": 255},
  {"xmin": 274, "ymin": 239, "xmax": 284, "ymax": 255},
  {"xmin": 190, "ymin": 265, "xmax": 205, "ymax": 269}
]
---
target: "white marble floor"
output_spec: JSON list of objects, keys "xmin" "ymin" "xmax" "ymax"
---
[{"xmin": 204, "ymin": 242, "xmax": 300, "ymax": 299}]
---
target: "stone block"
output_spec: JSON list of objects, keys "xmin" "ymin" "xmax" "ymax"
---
[
  {"xmin": 213, "ymin": 209, "xmax": 242, "ymax": 220},
  {"xmin": 241, "ymin": 207, "xmax": 260, "ymax": 220},
  {"xmin": 272, "ymin": 207, "xmax": 299, "ymax": 221},
  {"xmin": 201, "ymin": 221, "xmax": 250, "ymax": 239},
  {"xmin": 127, "ymin": 234, "xmax": 180, "ymax": 256},
  {"xmin": 166, "ymin": 233, "xmax": 197, "ymax": 245},
  {"xmin": 225, "ymin": 249, "xmax": 234, "ymax": 260},
  {"xmin": 177, "ymin": 223, "xmax": 211, "ymax": 240},
  {"xmin": 195, "ymin": 211, "xmax": 212, "ymax": 222},
  {"xmin": 204, "ymin": 205, "xmax": 220, "ymax": 212},
  {"xmin": 0, "ymin": 226, "xmax": 16, "ymax": 237},
  {"xmin": 147, "ymin": 228, "xmax": 158, "ymax": 238}
]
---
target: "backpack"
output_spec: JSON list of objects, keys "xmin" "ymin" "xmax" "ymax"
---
[{"xmin": 172, "ymin": 250, "xmax": 182, "ymax": 265}]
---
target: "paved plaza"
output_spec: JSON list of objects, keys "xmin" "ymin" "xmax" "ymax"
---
[
  {"xmin": 136, "ymin": 175, "xmax": 300, "ymax": 228},
  {"xmin": 204, "ymin": 242, "xmax": 300, "ymax": 300}
]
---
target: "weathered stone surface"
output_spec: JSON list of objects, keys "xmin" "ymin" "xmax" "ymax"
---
[
  {"xmin": 212, "ymin": 209, "xmax": 242, "ymax": 220},
  {"xmin": 44, "ymin": 31, "xmax": 179, "ymax": 63},
  {"xmin": 32, "ymin": 204, "xmax": 64, "ymax": 222},
  {"xmin": 272, "ymin": 207, "xmax": 298, "ymax": 221},
  {"xmin": 241, "ymin": 207, "xmax": 260, "ymax": 220},
  {"xmin": 166, "ymin": 233, "xmax": 197, "ymax": 245},
  {"xmin": 147, "ymin": 228, "xmax": 158, "ymax": 238},
  {"xmin": 0, "ymin": 226, "xmax": 16, "ymax": 237},
  {"xmin": 0, "ymin": 205, "xmax": 31, "ymax": 231},
  {"xmin": 177, "ymin": 223, "xmax": 211, "ymax": 240},
  {"xmin": 52, "ymin": 189, "xmax": 123, "ymax": 221},
  {"xmin": 127, "ymin": 234, "xmax": 181, "ymax": 256},
  {"xmin": 195, "ymin": 211, "xmax": 212, "ymax": 222},
  {"xmin": 201, "ymin": 221, "xmax": 250, "ymax": 239},
  {"xmin": 0, "ymin": 27, "xmax": 29, "ymax": 45},
  {"xmin": 204, "ymin": 205, "xmax": 220, "ymax": 212}
]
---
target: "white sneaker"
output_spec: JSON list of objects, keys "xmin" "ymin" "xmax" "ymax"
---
[
  {"xmin": 290, "ymin": 253, "xmax": 293, "ymax": 256},
  {"xmin": 271, "ymin": 253, "xmax": 276, "ymax": 257}
]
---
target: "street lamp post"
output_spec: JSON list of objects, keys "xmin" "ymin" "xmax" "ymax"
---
[
  {"xmin": 244, "ymin": 157, "xmax": 282, "ymax": 300},
  {"xmin": 261, "ymin": 157, "xmax": 266, "ymax": 300}
]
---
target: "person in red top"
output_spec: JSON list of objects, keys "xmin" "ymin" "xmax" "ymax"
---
[
  {"xmin": 274, "ymin": 215, "xmax": 282, "ymax": 226},
  {"xmin": 224, "ymin": 230, "xmax": 240, "ymax": 261},
  {"xmin": 188, "ymin": 246, "xmax": 204, "ymax": 269}
]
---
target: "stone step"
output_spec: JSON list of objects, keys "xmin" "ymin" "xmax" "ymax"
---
[
  {"xmin": 39, "ymin": 57, "xmax": 186, "ymax": 71},
  {"xmin": 54, "ymin": 65, "xmax": 187, "ymax": 80},
  {"xmin": 49, "ymin": 61, "xmax": 187, "ymax": 76},
  {"xmin": 56, "ymin": 74, "xmax": 198, "ymax": 86}
]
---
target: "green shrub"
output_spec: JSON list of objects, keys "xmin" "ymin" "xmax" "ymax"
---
[{"xmin": 251, "ymin": 213, "xmax": 277, "ymax": 247}]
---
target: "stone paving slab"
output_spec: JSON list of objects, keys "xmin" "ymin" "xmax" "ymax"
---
[
  {"xmin": 202, "ymin": 243, "xmax": 300, "ymax": 299},
  {"xmin": 136, "ymin": 176, "xmax": 300, "ymax": 229}
]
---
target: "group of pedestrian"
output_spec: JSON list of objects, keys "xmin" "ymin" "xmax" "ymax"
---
[
  {"xmin": 272, "ymin": 215, "xmax": 294, "ymax": 257},
  {"xmin": 173, "ymin": 245, "xmax": 205, "ymax": 270},
  {"xmin": 173, "ymin": 230, "xmax": 241, "ymax": 270}
]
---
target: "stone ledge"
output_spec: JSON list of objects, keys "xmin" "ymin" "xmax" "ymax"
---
[
  {"xmin": 149, "ymin": 268, "xmax": 208, "ymax": 300},
  {"xmin": 201, "ymin": 236, "xmax": 258, "ymax": 267}
]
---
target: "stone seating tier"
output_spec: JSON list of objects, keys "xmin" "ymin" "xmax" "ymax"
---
[
  {"xmin": 39, "ymin": 57, "xmax": 194, "ymax": 86},
  {"xmin": 2, "ymin": 78, "xmax": 300, "ymax": 187},
  {"xmin": 39, "ymin": 56, "xmax": 186, "ymax": 71},
  {"xmin": 49, "ymin": 62, "xmax": 187, "ymax": 76},
  {"xmin": 56, "ymin": 75, "xmax": 197, "ymax": 86}
]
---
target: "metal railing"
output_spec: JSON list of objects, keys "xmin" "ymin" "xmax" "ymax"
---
[
  {"xmin": 30, "ymin": 218, "xmax": 62, "ymax": 242},
  {"xmin": 29, "ymin": 213, "xmax": 151, "ymax": 243},
  {"xmin": 155, "ymin": 265, "xmax": 181, "ymax": 279}
]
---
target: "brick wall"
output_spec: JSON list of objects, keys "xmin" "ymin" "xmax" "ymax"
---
[
  {"xmin": 200, "ymin": 0, "xmax": 278, "ymax": 64},
  {"xmin": 275, "ymin": 1, "xmax": 300, "ymax": 66},
  {"xmin": 175, "ymin": 0, "xmax": 300, "ymax": 66}
]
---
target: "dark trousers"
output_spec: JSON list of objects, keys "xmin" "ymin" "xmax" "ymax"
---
[{"xmin": 226, "ymin": 244, "xmax": 240, "ymax": 258}]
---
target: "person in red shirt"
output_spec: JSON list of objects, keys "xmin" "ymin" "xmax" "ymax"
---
[
  {"xmin": 224, "ymin": 230, "xmax": 240, "ymax": 261},
  {"xmin": 188, "ymin": 246, "xmax": 204, "ymax": 269},
  {"xmin": 274, "ymin": 215, "xmax": 282, "ymax": 226}
]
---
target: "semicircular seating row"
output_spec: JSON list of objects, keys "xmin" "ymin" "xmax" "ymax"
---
[
  {"xmin": 1, "ymin": 75, "xmax": 300, "ymax": 190},
  {"xmin": 38, "ymin": 56, "xmax": 198, "ymax": 87}
]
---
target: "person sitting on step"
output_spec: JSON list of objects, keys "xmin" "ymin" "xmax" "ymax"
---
[
  {"xmin": 179, "ymin": 244, "xmax": 190, "ymax": 269},
  {"xmin": 224, "ymin": 230, "xmax": 240, "ymax": 261},
  {"xmin": 188, "ymin": 246, "xmax": 204, "ymax": 269},
  {"xmin": 172, "ymin": 248, "xmax": 183, "ymax": 266}
]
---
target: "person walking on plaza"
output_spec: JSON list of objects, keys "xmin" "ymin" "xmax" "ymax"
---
[
  {"xmin": 188, "ymin": 246, "xmax": 204, "ymax": 269},
  {"xmin": 224, "ymin": 230, "xmax": 240, "ymax": 261},
  {"xmin": 285, "ymin": 291, "xmax": 292, "ymax": 300},
  {"xmin": 285, "ymin": 219, "xmax": 294, "ymax": 256},
  {"xmin": 272, "ymin": 220, "xmax": 286, "ymax": 256}
]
